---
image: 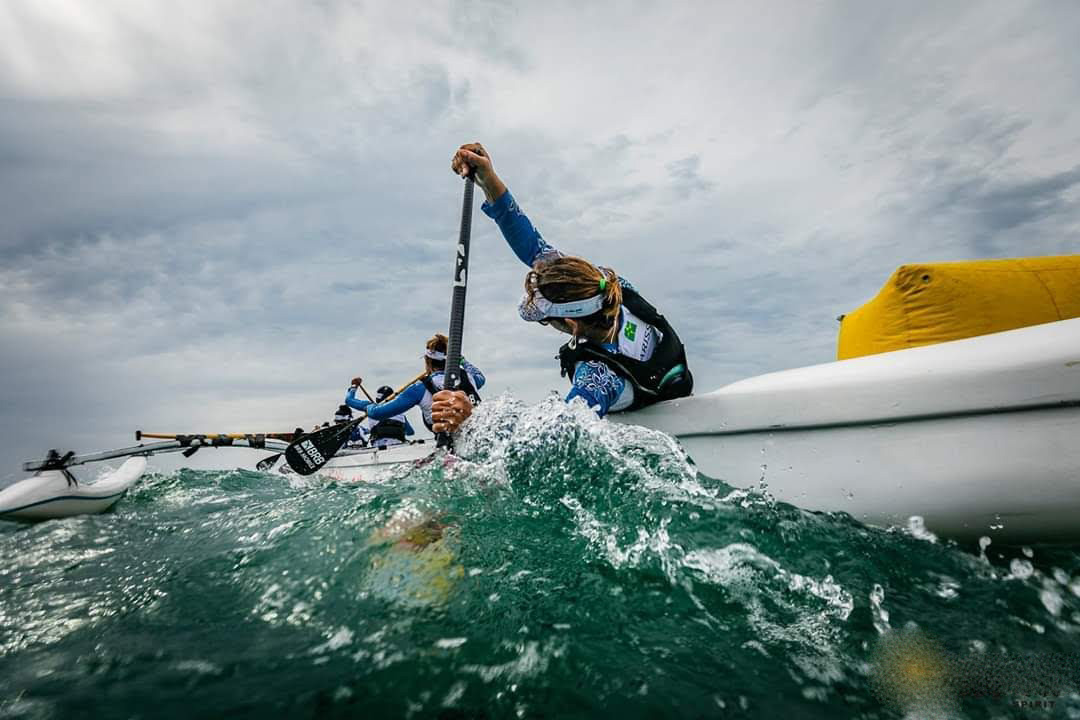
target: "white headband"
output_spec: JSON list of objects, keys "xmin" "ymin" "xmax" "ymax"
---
[
  {"xmin": 425, "ymin": 349, "xmax": 446, "ymax": 360},
  {"xmin": 518, "ymin": 291, "xmax": 605, "ymax": 322}
]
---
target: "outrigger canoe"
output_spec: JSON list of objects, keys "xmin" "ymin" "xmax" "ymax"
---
[
  {"xmin": 290, "ymin": 317, "xmax": 1079, "ymax": 544},
  {"xmin": 8, "ymin": 318, "xmax": 1079, "ymax": 542},
  {"xmin": 10, "ymin": 320, "xmax": 1077, "ymax": 542},
  {"xmin": 9, "ymin": 256, "xmax": 1079, "ymax": 544}
]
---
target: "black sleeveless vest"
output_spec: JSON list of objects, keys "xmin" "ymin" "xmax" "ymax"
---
[
  {"xmin": 369, "ymin": 418, "xmax": 407, "ymax": 443},
  {"xmin": 558, "ymin": 287, "xmax": 693, "ymax": 412}
]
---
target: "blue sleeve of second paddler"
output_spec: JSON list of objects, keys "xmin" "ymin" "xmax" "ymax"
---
[
  {"xmin": 365, "ymin": 382, "xmax": 425, "ymax": 420},
  {"xmin": 481, "ymin": 189, "xmax": 560, "ymax": 268}
]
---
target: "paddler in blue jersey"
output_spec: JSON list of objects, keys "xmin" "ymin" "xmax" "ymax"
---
[
  {"xmin": 346, "ymin": 386, "xmax": 416, "ymax": 449},
  {"xmin": 447, "ymin": 142, "xmax": 693, "ymax": 419},
  {"xmin": 345, "ymin": 333, "xmax": 486, "ymax": 435}
]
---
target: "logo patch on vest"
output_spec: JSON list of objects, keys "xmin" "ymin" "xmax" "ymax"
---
[{"xmin": 623, "ymin": 321, "xmax": 637, "ymax": 341}]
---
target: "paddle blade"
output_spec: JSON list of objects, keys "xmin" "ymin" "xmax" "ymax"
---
[
  {"xmin": 283, "ymin": 420, "xmax": 360, "ymax": 475},
  {"xmin": 255, "ymin": 453, "xmax": 281, "ymax": 473}
]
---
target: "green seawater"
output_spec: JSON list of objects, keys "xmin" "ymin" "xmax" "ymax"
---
[{"xmin": 2, "ymin": 395, "xmax": 1080, "ymax": 719}]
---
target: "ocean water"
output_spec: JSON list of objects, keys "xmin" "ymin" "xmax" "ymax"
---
[{"xmin": 2, "ymin": 395, "xmax": 1079, "ymax": 719}]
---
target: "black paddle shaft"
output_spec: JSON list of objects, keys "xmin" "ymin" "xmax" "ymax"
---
[
  {"xmin": 437, "ymin": 176, "xmax": 475, "ymax": 449},
  {"xmin": 444, "ymin": 177, "xmax": 475, "ymax": 388}
]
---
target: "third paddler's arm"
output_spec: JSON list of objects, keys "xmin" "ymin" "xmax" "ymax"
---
[
  {"xmin": 356, "ymin": 382, "xmax": 426, "ymax": 420},
  {"xmin": 344, "ymin": 386, "xmax": 368, "ymax": 412}
]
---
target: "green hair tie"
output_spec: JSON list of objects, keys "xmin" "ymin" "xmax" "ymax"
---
[{"xmin": 598, "ymin": 277, "xmax": 607, "ymax": 291}]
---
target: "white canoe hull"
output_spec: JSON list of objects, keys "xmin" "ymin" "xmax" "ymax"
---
[
  {"xmin": 622, "ymin": 318, "xmax": 1080, "ymax": 544},
  {"xmin": 0, "ymin": 457, "xmax": 146, "ymax": 521},
  {"xmin": 269, "ymin": 442, "xmax": 434, "ymax": 483}
]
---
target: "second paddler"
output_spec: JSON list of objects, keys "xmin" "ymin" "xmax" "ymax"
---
[{"xmin": 345, "ymin": 333, "xmax": 486, "ymax": 436}]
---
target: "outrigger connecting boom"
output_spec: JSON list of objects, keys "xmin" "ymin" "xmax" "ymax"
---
[{"xmin": 22, "ymin": 433, "xmax": 291, "ymax": 472}]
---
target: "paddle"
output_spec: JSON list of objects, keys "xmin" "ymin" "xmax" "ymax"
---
[
  {"xmin": 136, "ymin": 431, "xmax": 297, "ymax": 442},
  {"xmin": 263, "ymin": 373, "xmax": 428, "ymax": 474},
  {"xmin": 256, "ymin": 448, "xmax": 290, "ymax": 472},
  {"xmin": 437, "ymin": 175, "xmax": 476, "ymax": 450},
  {"xmin": 282, "ymin": 415, "xmax": 367, "ymax": 475},
  {"xmin": 357, "ymin": 382, "xmax": 376, "ymax": 403},
  {"xmin": 137, "ymin": 430, "xmax": 299, "ymax": 460}
]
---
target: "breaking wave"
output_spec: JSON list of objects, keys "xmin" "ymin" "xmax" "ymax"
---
[{"xmin": 2, "ymin": 393, "xmax": 1079, "ymax": 718}]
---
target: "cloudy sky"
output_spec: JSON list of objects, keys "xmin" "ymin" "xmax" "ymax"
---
[{"xmin": 1, "ymin": 1, "xmax": 1078, "ymax": 478}]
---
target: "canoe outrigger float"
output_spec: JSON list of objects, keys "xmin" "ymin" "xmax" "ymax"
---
[
  {"xmin": 1, "ymin": 436, "xmax": 293, "ymax": 521},
  {"xmin": 2, "ymin": 432, "xmax": 436, "ymax": 522},
  {"xmin": 1, "ymin": 454, "xmax": 148, "ymax": 521}
]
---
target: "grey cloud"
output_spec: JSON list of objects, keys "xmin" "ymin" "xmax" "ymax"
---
[
  {"xmin": 665, "ymin": 155, "xmax": 712, "ymax": 196},
  {"xmin": 331, "ymin": 280, "xmax": 378, "ymax": 294},
  {"xmin": 960, "ymin": 166, "xmax": 1080, "ymax": 254}
]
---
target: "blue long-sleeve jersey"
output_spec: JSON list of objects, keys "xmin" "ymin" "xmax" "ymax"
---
[
  {"xmin": 345, "ymin": 359, "xmax": 486, "ymax": 429},
  {"xmin": 482, "ymin": 189, "xmax": 641, "ymax": 417},
  {"xmin": 344, "ymin": 388, "xmax": 416, "ymax": 435}
]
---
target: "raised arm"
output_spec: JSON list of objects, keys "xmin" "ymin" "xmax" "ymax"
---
[
  {"xmin": 481, "ymin": 191, "xmax": 561, "ymax": 268},
  {"xmin": 344, "ymin": 386, "xmax": 369, "ymax": 412},
  {"xmin": 452, "ymin": 142, "xmax": 560, "ymax": 268},
  {"xmin": 345, "ymin": 382, "xmax": 425, "ymax": 420},
  {"xmin": 451, "ymin": 142, "xmax": 506, "ymax": 204}
]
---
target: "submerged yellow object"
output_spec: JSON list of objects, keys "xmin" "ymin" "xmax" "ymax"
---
[
  {"xmin": 363, "ymin": 515, "xmax": 464, "ymax": 607},
  {"xmin": 837, "ymin": 254, "xmax": 1080, "ymax": 359}
]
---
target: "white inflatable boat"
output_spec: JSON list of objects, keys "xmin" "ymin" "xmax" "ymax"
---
[
  {"xmin": 0, "ymin": 457, "xmax": 147, "ymax": 521},
  {"xmin": 623, "ymin": 317, "xmax": 1080, "ymax": 544}
]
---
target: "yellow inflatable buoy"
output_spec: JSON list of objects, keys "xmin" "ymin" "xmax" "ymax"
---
[{"xmin": 838, "ymin": 255, "xmax": 1080, "ymax": 360}]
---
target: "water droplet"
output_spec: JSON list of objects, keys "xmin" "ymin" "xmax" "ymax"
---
[{"xmin": 1008, "ymin": 559, "xmax": 1033, "ymax": 580}]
